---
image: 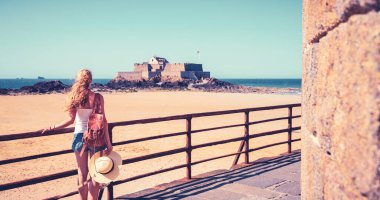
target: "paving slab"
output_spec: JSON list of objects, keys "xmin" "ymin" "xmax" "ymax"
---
[
  {"xmin": 274, "ymin": 181, "xmax": 301, "ymax": 196},
  {"xmin": 278, "ymin": 194, "xmax": 301, "ymax": 200},
  {"xmin": 218, "ymin": 182, "xmax": 281, "ymax": 199},
  {"xmin": 235, "ymin": 175, "xmax": 286, "ymax": 189},
  {"xmin": 183, "ymin": 196, "xmax": 208, "ymax": 200},
  {"xmin": 258, "ymin": 163, "xmax": 300, "ymax": 182},
  {"xmin": 191, "ymin": 188, "xmax": 248, "ymax": 200}
]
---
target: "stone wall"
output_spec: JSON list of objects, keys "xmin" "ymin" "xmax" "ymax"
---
[
  {"xmin": 192, "ymin": 71, "xmax": 210, "ymax": 79},
  {"xmin": 164, "ymin": 63, "xmax": 203, "ymax": 72},
  {"xmin": 302, "ymin": 1, "xmax": 380, "ymax": 200},
  {"xmin": 161, "ymin": 71, "xmax": 210, "ymax": 81},
  {"xmin": 142, "ymin": 71, "xmax": 160, "ymax": 79},
  {"xmin": 161, "ymin": 71, "xmax": 182, "ymax": 80},
  {"xmin": 134, "ymin": 63, "xmax": 151, "ymax": 72},
  {"xmin": 164, "ymin": 63, "xmax": 186, "ymax": 72},
  {"xmin": 184, "ymin": 63, "xmax": 203, "ymax": 71},
  {"xmin": 117, "ymin": 72, "xmax": 142, "ymax": 81}
]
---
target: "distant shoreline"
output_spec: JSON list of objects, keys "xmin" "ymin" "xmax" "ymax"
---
[
  {"xmin": 0, "ymin": 78, "xmax": 301, "ymax": 96},
  {"xmin": 0, "ymin": 78, "xmax": 302, "ymax": 90}
]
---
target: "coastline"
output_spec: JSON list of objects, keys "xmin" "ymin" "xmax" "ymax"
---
[{"xmin": 0, "ymin": 78, "xmax": 301, "ymax": 96}]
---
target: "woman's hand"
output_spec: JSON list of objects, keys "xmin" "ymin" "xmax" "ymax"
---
[
  {"xmin": 104, "ymin": 144, "xmax": 113, "ymax": 155},
  {"xmin": 41, "ymin": 125, "xmax": 55, "ymax": 134},
  {"xmin": 41, "ymin": 109, "xmax": 76, "ymax": 135}
]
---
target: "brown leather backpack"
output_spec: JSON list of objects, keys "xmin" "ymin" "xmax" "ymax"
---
[{"xmin": 80, "ymin": 93, "xmax": 106, "ymax": 157}]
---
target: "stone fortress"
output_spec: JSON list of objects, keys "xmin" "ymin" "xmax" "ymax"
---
[{"xmin": 117, "ymin": 56, "xmax": 210, "ymax": 81}]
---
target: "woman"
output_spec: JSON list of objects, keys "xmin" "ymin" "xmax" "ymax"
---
[{"xmin": 41, "ymin": 69, "xmax": 113, "ymax": 200}]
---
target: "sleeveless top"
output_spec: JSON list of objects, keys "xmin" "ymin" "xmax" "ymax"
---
[
  {"xmin": 74, "ymin": 93, "xmax": 96, "ymax": 133},
  {"xmin": 74, "ymin": 108, "xmax": 93, "ymax": 133}
]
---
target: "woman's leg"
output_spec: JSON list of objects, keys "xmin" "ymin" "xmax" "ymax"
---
[
  {"xmin": 88, "ymin": 150, "xmax": 101, "ymax": 200},
  {"xmin": 75, "ymin": 151, "xmax": 89, "ymax": 200}
]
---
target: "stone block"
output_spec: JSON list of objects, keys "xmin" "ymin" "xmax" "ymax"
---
[
  {"xmin": 303, "ymin": 0, "xmax": 380, "ymax": 43},
  {"xmin": 301, "ymin": 43, "xmax": 318, "ymax": 134},
  {"xmin": 316, "ymin": 12, "xmax": 380, "ymax": 197},
  {"xmin": 302, "ymin": 9, "xmax": 380, "ymax": 200},
  {"xmin": 301, "ymin": 129, "xmax": 325, "ymax": 200}
]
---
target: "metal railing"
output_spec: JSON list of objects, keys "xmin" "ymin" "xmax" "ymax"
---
[{"xmin": 0, "ymin": 103, "xmax": 301, "ymax": 199}]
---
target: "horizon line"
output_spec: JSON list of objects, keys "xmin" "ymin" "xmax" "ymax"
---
[{"xmin": 0, "ymin": 77, "xmax": 303, "ymax": 80}]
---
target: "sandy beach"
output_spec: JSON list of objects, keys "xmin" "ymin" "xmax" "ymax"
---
[{"xmin": 0, "ymin": 91, "xmax": 301, "ymax": 199}]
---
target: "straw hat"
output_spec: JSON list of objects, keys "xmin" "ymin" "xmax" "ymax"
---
[{"xmin": 88, "ymin": 151, "xmax": 122, "ymax": 184}]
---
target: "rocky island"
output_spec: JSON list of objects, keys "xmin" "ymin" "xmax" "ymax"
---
[
  {"xmin": 0, "ymin": 56, "xmax": 300, "ymax": 95},
  {"xmin": 0, "ymin": 77, "xmax": 300, "ymax": 95}
]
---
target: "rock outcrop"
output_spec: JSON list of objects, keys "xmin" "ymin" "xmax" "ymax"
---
[
  {"xmin": 302, "ymin": 1, "xmax": 380, "ymax": 199},
  {"xmin": 19, "ymin": 80, "xmax": 70, "ymax": 93},
  {"xmin": 0, "ymin": 80, "xmax": 71, "ymax": 95}
]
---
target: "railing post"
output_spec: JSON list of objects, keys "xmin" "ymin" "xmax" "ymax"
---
[
  {"xmin": 107, "ymin": 125, "xmax": 114, "ymax": 200},
  {"xmin": 186, "ymin": 117, "xmax": 192, "ymax": 179},
  {"xmin": 287, "ymin": 107, "xmax": 293, "ymax": 153},
  {"xmin": 244, "ymin": 111, "xmax": 249, "ymax": 164},
  {"xmin": 232, "ymin": 140, "xmax": 244, "ymax": 166}
]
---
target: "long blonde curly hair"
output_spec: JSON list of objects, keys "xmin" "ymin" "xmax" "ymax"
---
[{"xmin": 65, "ymin": 69, "xmax": 92, "ymax": 111}]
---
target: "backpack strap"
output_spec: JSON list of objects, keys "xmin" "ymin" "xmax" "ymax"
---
[
  {"xmin": 79, "ymin": 143, "xmax": 87, "ymax": 157},
  {"xmin": 93, "ymin": 93, "xmax": 102, "ymax": 114},
  {"xmin": 80, "ymin": 93, "xmax": 98, "ymax": 157}
]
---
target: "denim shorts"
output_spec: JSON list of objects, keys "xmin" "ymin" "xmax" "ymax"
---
[{"xmin": 72, "ymin": 132, "xmax": 107, "ymax": 153}]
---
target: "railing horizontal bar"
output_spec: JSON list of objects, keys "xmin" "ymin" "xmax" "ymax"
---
[
  {"xmin": 0, "ymin": 149, "xmax": 72, "ymax": 165},
  {"xmin": 113, "ymin": 131, "xmax": 187, "ymax": 146},
  {"xmin": 192, "ymin": 136, "xmax": 246, "ymax": 150},
  {"xmin": 249, "ymin": 115, "xmax": 301, "ymax": 125},
  {"xmin": 191, "ymin": 123, "xmax": 245, "ymax": 134},
  {"xmin": 0, "ymin": 127, "xmax": 74, "ymax": 141},
  {"xmin": 190, "ymin": 103, "xmax": 301, "ymax": 118},
  {"xmin": 251, "ymin": 126, "xmax": 301, "ymax": 138},
  {"xmin": 110, "ymin": 116, "xmax": 188, "ymax": 127},
  {"xmin": 111, "ymin": 104, "xmax": 302, "ymax": 127},
  {"xmin": 122, "ymin": 147, "xmax": 187, "ymax": 164},
  {"xmin": 192, "ymin": 151, "xmax": 245, "ymax": 166},
  {"xmin": 113, "ymin": 164, "xmax": 188, "ymax": 185},
  {"xmin": 249, "ymin": 139, "xmax": 301, "ymax": 153},
  {"xmin": 0, "ymin": 104, "xmax": 300, "ymax": 141},
  {"xmin": 0, "ymin": 169, "xmax": 77, "ymax": 191},
  {"xmin": 249, "ymin": 116, "xmax": 289, "ymax": 125}
]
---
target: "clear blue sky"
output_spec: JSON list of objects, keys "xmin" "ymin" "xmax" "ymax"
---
[{"xmin": 0, "ymin": 0, "xmax": 302, "ymax": 79}]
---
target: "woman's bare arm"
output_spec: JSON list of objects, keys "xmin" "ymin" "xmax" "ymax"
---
[{"xmin": 41, "ymin": 109, "xmax": 76, "ymax": 134}]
